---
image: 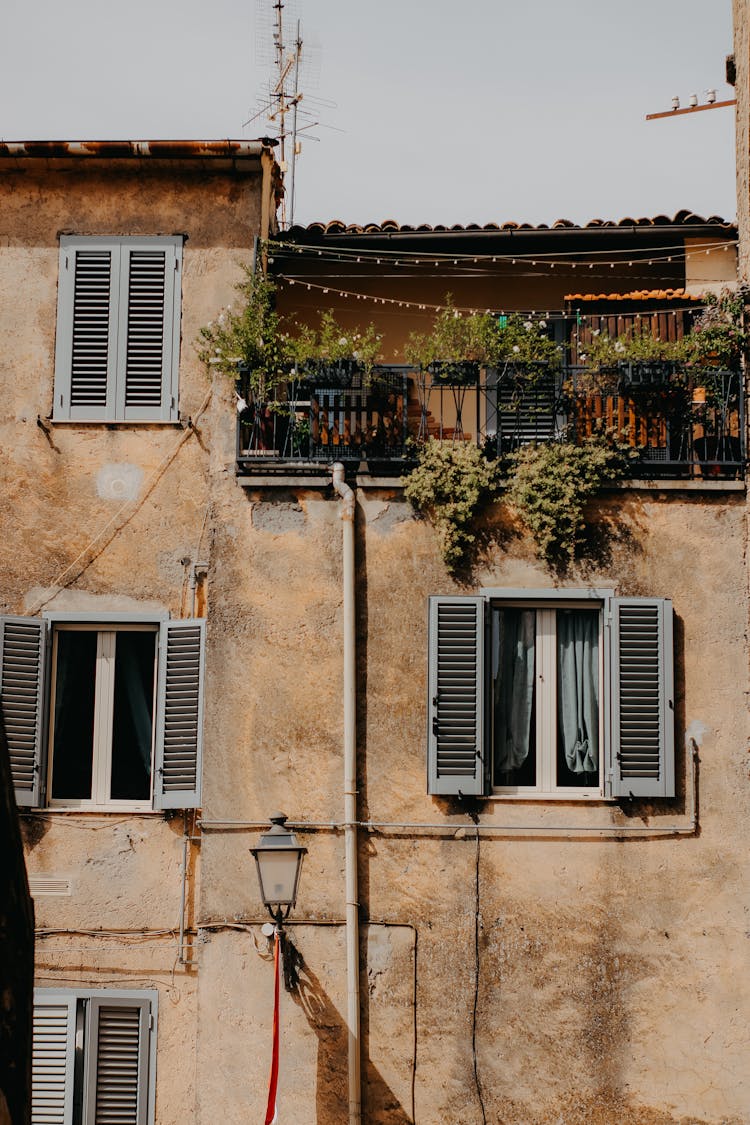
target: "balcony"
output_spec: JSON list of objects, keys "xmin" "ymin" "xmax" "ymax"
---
[{"xmin": 235, "ymin": 362, "xmax": 745, "ymax": 481}]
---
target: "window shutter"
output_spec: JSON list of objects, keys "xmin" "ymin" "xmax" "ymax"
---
[
  {"xmin": 154, "ymin": 619, "xmax": 205, "ymax": 809},
  {"xmin": 0, "ymin": 616, "xmax": 47, "ymax": 807},
  {"xmin": 31, "ymin": 996, "xmax": 76, "ymax": 1124},
  {"xmin": 427, "ymin": 596, "xmax": 486, "ymax": 796},
  {"xmin": 54, "ymin": 241, "xmax": 119, "ymax": 420},
  {"xmin": 117, "ymin": 241, "xmax": 180, "ymax": 421},
  {"xmin": 84, "ymin": 998, "xmax": 151, "ymax": 1125},
  {"xmin": 607, "ymin": 597, "xmax": 675, "ymax": 798}
]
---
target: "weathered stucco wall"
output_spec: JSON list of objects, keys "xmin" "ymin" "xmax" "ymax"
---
[
  {"xmin": 0, "ymin": 158, "xmax": 264, "ymax": 1123},
  {"xmin": 196, "ymin": 436, "xmax": 750, "ymax": 1124}
]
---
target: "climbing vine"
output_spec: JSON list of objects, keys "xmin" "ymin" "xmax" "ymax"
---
[{"xmin": 403, "ymin": 441, "xmax": 500, "ymax": 572}]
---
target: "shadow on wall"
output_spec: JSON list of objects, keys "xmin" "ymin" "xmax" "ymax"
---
[{"xmin": 286, "ymin": 938, "xmax": 412, "ymax": 1125}]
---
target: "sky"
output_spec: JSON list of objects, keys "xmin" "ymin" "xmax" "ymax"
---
[{"xmin": 0, "ymin": 0, "xmax": 736, "ymax": 227}]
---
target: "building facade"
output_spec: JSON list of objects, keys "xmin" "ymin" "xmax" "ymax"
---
[{"xmin": 2, "ymin": 140, "xmax": 749, "ymax": 1124}]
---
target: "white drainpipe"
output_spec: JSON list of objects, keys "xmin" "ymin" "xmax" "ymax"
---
[{"xmin": 331, "ymin": 462, "xmax": 361, "ymax": 1125}]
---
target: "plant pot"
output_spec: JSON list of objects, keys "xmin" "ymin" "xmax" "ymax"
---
[
  {"xmin": 300, "ymin": 359, "xmax": 359, "ymax": 388},
  {"xmin": 426, "ymin": 361, "xmax": 480, "ymax": 386}
]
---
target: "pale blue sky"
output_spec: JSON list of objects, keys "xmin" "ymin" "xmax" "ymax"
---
[{"xmin": 0, "ymin": 0, "xmax": 736, "ymax": 226}]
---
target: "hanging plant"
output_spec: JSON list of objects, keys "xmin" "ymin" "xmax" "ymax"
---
[
  {"xmin": 403, "ymin": 440, "xmax": 500, "ymax": 572},
  {"xmin": 506, "ymin": 438, "xmax": 632, "ymax": 565}
]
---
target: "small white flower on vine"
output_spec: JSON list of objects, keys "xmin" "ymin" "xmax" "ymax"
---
[
  {"xmin": 512, "ymin": 345, "xmax": 521, "ymax": 354},
  {"xmin": 539, "ymin": 320, "xmax": 547, "ymax": 329},
  {"xmin": 524, "ymin": 321, "xmax": 533, "ymax": 330},
  {"xmin": 339, "ymin": 337, "xmax": 348, "ymax": 346},
  {"xmin": 615, "ymin": 340, "xmax": 626, "ymax": 353},
  {"xmin": 592, "ymin": 329, "xmax": 600, "ymax": 337}
]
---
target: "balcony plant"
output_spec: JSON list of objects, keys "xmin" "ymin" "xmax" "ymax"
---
[
  {"xmin": 683, "ymin": 287, "xmax": 747, "ymax": 371},
  {"xmin": 293, "ymin": 311, "xmax": 383, "ymax": 386}
]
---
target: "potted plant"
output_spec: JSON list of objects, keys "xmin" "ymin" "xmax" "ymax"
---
[
  {"xmin": 294, "ymin": 311, "xmax": 383, "ymax": 387},
  {"xmin": 404, "ymin": 300, "xmax": 495, "ymax": 384}
]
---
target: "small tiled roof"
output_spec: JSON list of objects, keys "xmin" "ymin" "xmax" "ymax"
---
[
  {"xmin": 289, "ymin": 212, "xmax": 735, "ymax": 236},
  {"xmin": 0, "ymin": 139, "xmax": 276, "ymax": 159},
  {"xmin": 564, "ymin": 288, "xmax": 706, "ymax": 302}
]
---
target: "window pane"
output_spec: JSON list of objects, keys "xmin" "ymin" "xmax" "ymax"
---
[
  {"xmin": 110, "ymin": 632, "xmax": 156, "ymax": 800},
  {"xmin": 492, "ymin": 608, "xmax": 536, "ymax": 786},
  {"xmin": 51, "ymin": 631, "xmax": 97, "ymax": 800},
  {"xmin": 556, "ymin": 609, "xmax": 600, "ymax": 787}
]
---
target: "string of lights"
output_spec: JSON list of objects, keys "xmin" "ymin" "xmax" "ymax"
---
[
  {"xmin": 268, "ymin": 236, "xmax": 737, "ymax": 270},
  {"xmin": 278, "ymin": 275, "xmax": 708, "ymax": 319}
]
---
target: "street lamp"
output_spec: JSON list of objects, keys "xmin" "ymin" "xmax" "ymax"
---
[{"xmin": 250, "ymin": 812, "xmax": 307, "ymax": 926}]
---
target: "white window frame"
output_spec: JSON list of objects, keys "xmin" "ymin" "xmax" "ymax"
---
[
  {"xmin": 53, "ymin": 235, "xmax": 182, "ymax": 423},
  {"xmin": 490, "ymin": 600, "xmax": 605, "ymax": 800},
  {"xmin": 32, "ymin": 987, "xmax": 157, "ymax": 1125},
  {"xmin": 47, "ymin": 621, "xmax": 160, "ymax": 812},
  {"xmin": 483, "ymin": 587, "xmax": 613, "ymax": 802}
]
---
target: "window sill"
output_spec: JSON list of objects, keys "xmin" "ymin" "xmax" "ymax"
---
[
  {"xmin": 41, "ymin": 805, "xmax": 163, "ymax": 815},
  {"xmin": 487, "ymin": 792, "xmax": 616, "ymax": 803},
  {"xmin": 49, "ymin": 419, "xmax": 183, "ymax": 427}
]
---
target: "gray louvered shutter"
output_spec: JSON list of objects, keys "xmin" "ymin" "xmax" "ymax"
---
[
  {"xmin": 607, "ymin": 597, "xmax": 674, "ymax": 798},
  {"xmin": 116, "ymin": 239, "xmax": 181, "ymax": 421},
  {"xmin": 31, "ymin": 995, "xmax": 76, "ymax": 1124},
  {"xmin": 154, "ymin": 619, "xmax": 205, "ymax": 809},
  {"xmin": 54, "ymin": 239, "xmax": 119, "ymax": 420},
  {"xmin": 0, "ymin": 616, "xmax": 47, "ymax": 807},
  {"xmin": 427, "ymin": 596, "xmax": 486, "ymax": 796},
  {"xmin": 84, "ymin": 998, "xmax": 151, "ymax": 1125}
]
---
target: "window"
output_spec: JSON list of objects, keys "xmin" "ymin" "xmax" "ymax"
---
[
  {"xmin": 53, "ymin": 236, "xmax": 182, "ymax": 422},
  {"xmin": 31, "ymin": 989, "xmax": 156, "ymax": 1125},
  {"xmin": 0, "ymin": 614, "xmax": 205, "ymax": 811},
  {"xmin": 427, "ymin": 591, "xmax": 674, "ymax": 800}
]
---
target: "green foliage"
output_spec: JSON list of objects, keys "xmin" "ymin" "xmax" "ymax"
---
[
  {"xmin": 403, "ymin": 302, "xmax": 560, "ymax": 370},
  {"xmin": 578, "ymin": 326, "xmax": 688, "ymax": 369},
  {"xmin": 198, "ymin": 270, "xmax": 293, "ymax": 394},
  {"xmin": 199, "ymin": 269, "xmax": 382, "ymax": 393},
  {"xmin": 293, "ymin": 310, "xmax": 383, "ymax": 373},
  {"xmin": 403, "ymin": 440, "xmax": 500, "ymax": 571},
  {"xmin": 506, "ymin": 439, "xmax": 628, "ymax": 565},
  {"xmin": 685, "ymin": 286, "xmax": 747, "ymax": 369}
]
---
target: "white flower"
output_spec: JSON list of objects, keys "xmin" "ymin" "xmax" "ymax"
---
[
  {"xmin": 615, "ymin": 340, "xmax": 626, "ymax": 354},
  {"xmin": 592, "ymin": 329, "xmax": 600, "ymax": 337},
  {"xmin": 539, "ymin": 320, "xmax": 547, "ymax": 329},
  {"xmin": 339, "ymin": 336, "xmax": 348, "ymax": 347},
  {"xmin": 524, "ymin": 321, "xmax": 533, "ymax": 330},
  {"xmin": 512, "ymin": 345, "xmax": 520, "ymax": 354}
]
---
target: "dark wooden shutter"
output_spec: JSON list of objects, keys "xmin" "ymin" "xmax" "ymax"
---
[
  {"xmin": 154, "ymin": 619, "xmax": 205, "ymax": 809},
  {"xmin": 427, "ymin": 597, "xmax": 486, "ymax": 796},
  {"xmin": 31, "ymin": 996, "xmax": 75, "ymax": 1124},
  {"xmin": 608, "ymin": 598, "xmax": 675, "ymax": 798},
  {"xmin": 0, "ymin": 616, "xmax": 47, "ymax": 807},
  {"xmin": 85, "ymin": 999, "xmax": 151, "ymax": 1125}
]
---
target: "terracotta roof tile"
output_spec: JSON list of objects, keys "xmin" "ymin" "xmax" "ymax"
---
[
  {"xmin": 564, "ymin": 288, "xmax": 705, "ymax": 302},
  {"xmin": 289, "ymin": 213, "xmax": 735, "ymax": 236}
]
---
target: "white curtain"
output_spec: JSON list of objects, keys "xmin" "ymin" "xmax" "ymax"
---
[
  {"xmin": 493, "ymin": 609, "xmax": 535, "ymax": 773},
  {"xmin": 557, "ymin": 611, "xmax": 599, "ymax": 774}
]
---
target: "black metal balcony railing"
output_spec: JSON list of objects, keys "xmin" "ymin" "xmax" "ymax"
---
[{"xmin": 236, "ymin": 363, "xmax": 745, "ymax": 480}]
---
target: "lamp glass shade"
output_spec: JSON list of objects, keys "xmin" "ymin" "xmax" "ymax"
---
[
  {"xmin": 254, "ymin": 847, "xmax": 303, "ymax": 907},
  {"xmin": 250, "ymin": 813, "xmax": 307, "ymax": 914}
]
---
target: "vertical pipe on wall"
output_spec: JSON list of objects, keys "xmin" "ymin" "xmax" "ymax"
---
[{"xmin": 331, "ymin": 462, "xmax": 361, "ymax": 1125}]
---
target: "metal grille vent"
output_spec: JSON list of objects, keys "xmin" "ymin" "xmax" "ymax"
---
[
  {"xmin": 162, "ymin": 625, "xmax": 202, "ymax": 791},
  {"xmin": 618, "ymin": 603, "xmax": 661, "ymax": 778},
  {"xmin": 1, "ymin": 618, "xmax": 44, "ymax": 795},
  {"xmin": 70, "ymin": 251, "xmax": 111, "ymax": 406},
  {"xmin": 435, "ymin": 602, "xmax": 480, "ymax": 778},
  {"xmin": 93, "ymin": 1006, "xmax": 142, "ymax": 1124},
  {"xmin": 29, "ymin": 875, "xmax": 72, "ymax": 897},
  {"xmin": 31, "ymin": 1002, "xmax": 71, "ymax": 1124},
  {"xmin": 125, "ymin": 251, "xmax": 166, "ymax": 407}
]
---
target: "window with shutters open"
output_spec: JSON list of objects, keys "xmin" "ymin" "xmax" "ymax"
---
[
  {"xmin": 53, "ymin": 236, "xmax": 182, "ymax": 422},
  {"xmin": 427, "ymin": 591, "xmax": 675, "ymax": 800},
  {"xmin": 31, "ymin": 989, "xmax": 157, "ymax": 1125},
  {"xmin": 0, "ymin": 614, "xmax": 204, "ymax": 811}
]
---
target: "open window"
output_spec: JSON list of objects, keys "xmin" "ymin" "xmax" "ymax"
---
[
  {"xmin": 427, "ymin": 591, "xmax": 674, "ymax": 800},
  {"xmin": 0, "ymin": 614, "xmax": 205, "ymax": 811}
]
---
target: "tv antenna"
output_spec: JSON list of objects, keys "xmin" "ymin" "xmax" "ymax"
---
[{"xmin": 247, "ymin": 0, "xmax": 333, "ymax": 228}]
